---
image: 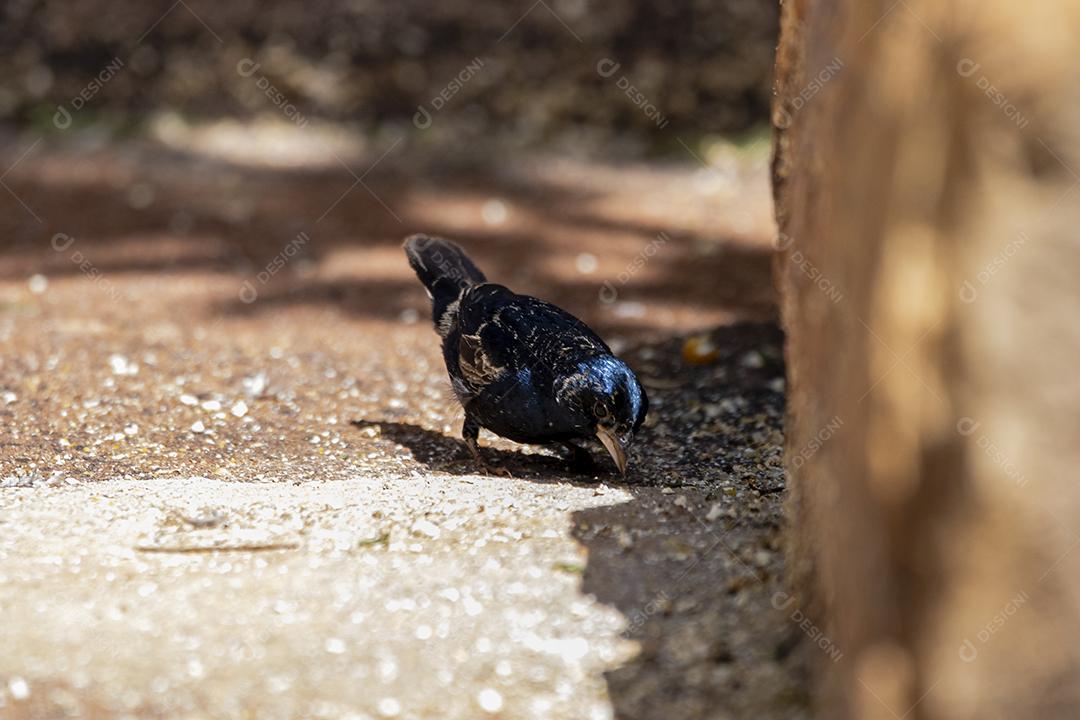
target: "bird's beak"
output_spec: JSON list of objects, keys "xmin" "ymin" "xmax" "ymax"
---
[{"xmin": 596, "ymin": 426, "xmax": 629, "ymax": 476}]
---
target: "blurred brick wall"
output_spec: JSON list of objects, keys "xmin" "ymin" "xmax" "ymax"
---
[{"xmin": 773, "ymin": 0, "xmax": 1080, "ymax": 717}]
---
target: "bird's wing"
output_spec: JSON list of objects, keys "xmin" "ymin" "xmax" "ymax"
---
[
  {"xmin": 456, "ymin": 284, "xmax": 610, "ymax": 389},
  {"xmin": 458, "ymin": 329, "xmax": 510, "ymax": 390}
]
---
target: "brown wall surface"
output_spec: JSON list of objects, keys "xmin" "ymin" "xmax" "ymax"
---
[{"xmin": 772, "ymin": 0, "xmax": 1080, "ymax": 717}]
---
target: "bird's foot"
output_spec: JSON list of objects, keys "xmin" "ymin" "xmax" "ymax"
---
[
  {"xmin": 473, "ymin": 456, "xmax": 514, "ymax": 478},
  {"xmin": 485, "ymin": 462, "xmax": 514, "ymax": 478},
  {"xmin": 464, "ymin": 439, "xmax": 513, "ymax": 478}
]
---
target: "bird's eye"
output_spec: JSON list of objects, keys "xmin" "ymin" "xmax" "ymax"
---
[{"xmin": 594, "ymin": 402, "xmax": 609, "ymax": 418}]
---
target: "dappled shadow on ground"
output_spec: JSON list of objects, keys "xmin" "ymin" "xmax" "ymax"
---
[
  {"xmin": 0, "ymin": 132, "xmax": 775, "ymax": 340},
  {"xmin": 0, "ymin": 131, "xmax": 804, "ymax": 717}
]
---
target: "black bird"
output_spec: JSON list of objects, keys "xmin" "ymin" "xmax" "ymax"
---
[{"xmin": 403, "ymin": 234, "xmax": 648, "ymax": 476}]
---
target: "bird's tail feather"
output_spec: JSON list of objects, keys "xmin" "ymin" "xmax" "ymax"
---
[{"xmin": 403, "ymin": 234, "xmax": 487, "ymax": 335}]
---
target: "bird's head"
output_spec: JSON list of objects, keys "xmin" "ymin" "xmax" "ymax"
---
[{"xmin": 561, "ymin": 357, "xmax": 648, "ymax": 476}]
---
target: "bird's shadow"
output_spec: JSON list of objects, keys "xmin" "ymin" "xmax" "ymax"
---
[{"xmin": 349, "ymin": 419, "xmax": 615, "ymax": 483}]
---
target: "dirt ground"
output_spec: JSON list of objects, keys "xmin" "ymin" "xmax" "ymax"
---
[{"xmin": 0, "ymin": 123, "xmax": 808, "ymax": 719}]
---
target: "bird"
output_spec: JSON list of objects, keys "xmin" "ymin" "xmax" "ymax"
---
[{"xmin": 403, "ymin": 234, "xmax": 648, "ymax": 477}]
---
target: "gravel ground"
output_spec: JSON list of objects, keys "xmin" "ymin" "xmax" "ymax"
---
[{"xmin": 0, "ymin": 127, "xmax": 808, "ymax": 719}]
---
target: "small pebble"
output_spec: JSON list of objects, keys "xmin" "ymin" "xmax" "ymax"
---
[
  {"xmin": 8, "ymin": 676, "xmax": 29, "ymax": 700},
  {"xmin": 109, "ymin": 354, "xmax": 138, "ymax": 376},
  {"xmin": 243, "ymin": 373, "xmax": 268, "ymax": 397},
  {"xmin": 377, "ymin": 698, "xmax": 401, "ymax": 717},
  {"xmin": 613, "ymin": 301, "xmax": 646, "ymax": 319},
  {"xmin": 28, "ymin": 274, "xmax": 48, "ymax": 294},
  {"xmin": 481, "ymin": 199, "xmax": 508, "ymax": 226},
  {"xmin": 575, "ymin": 253, "xmax": 598, "ymax": 274},
  {"xmin": 683, "ymin": 335, "xmax": 719, "ymax": 365},
  {"xmin": 477, "ymin": 688, "xmax": 504, "ymax": 713},
  {"xmin": 741, "ymin": 351, "xmax": 765, "ymax": 368},
  {"xmin": 411, "ymin": 518, "xmax": 441, "ymax": 539}
]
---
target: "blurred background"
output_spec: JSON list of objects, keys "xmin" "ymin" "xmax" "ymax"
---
[
  {"xmin": 0, "ymin": 0, "xmax": 781, "ymax": 338},
  {"xmin": 0, "ymin": 2, "xmax": 802, "ymax": 720},
  {"xmin": 2, "ymin": 0, "xmax": 775, "ymax": 144}
]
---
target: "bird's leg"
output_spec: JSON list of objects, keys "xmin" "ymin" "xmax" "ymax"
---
[
  {"xmin": 560, "ymin": 440, "xmax": 597, "ymax": 473},
  {"xmin": 462, "ymin": 417, "xmax": 512, "ymax": 477},
  {"xmin": 462, "ymin": 417, "xmax": 484, "ymax": 465}
]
